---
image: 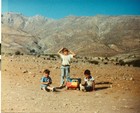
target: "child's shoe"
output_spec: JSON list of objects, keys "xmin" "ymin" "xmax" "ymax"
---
[{"xmin": 59, "ymin": 85, "xmax": 65, "ymax": 89}]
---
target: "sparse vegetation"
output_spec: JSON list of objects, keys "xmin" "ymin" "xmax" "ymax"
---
[
  {"xmin": 88, "ymin": 60, "xmax": 99, "ymax": 65},
  {"xmin": 104, "ymin": 62, "xmax": 108, "ymax": 65},
  {"xmin": 30, "ymin": 49, "xmax": 36, "ymax": 54},
  {"xmin": 105, "ymin": 57, "xmax": 109, "ymax": 61},
  {"xmin": 119, "ymin": 60, "xmax": 124, "ymax": 66},
  {"xmin": 15, "ymin": 51, "xmax": 21, "ymax": 55},
  {"xmin": 49, "ymin": 54, "xmax": 56, "ymax": 59}
]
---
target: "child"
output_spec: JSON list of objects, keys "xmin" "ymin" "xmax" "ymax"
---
[
  {"xmin": 80, "ymin": 69, "xmax": 95, "ymax": 92},
  {"xmin": 58, "ymin": 47, "xmax": 76, "ymax": 87},
  {"xmin": 40, "ymin": 69, "xmax": 55, "ymax": 92}
]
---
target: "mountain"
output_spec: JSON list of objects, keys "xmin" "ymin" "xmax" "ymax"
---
[{"xmin": 1, "ymin": 12, "xmax": 140, "ymax": 56}]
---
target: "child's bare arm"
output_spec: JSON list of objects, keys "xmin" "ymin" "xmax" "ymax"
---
[
  {"xmin": 69, "ymin": 50, "xmax": 76, "ymax": 56},
  {"xmin": 57, "ymin": 47, "xmax": 63, "ymax": 55}
]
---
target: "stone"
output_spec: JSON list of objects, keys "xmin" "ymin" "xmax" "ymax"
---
[
  {"xmin": 110, "ymin": 85, "xmax": 113, "ymax": 88},
  {"xmin": 11, "ymin": 108, "xmax": 14, "ymax": 110},
  {"xmin": 16, "ymin": 83, "xmax": 20, "ymax": 86},
  {"xmin": 112, "ymin": 106, "xmax": 117, "ymax": 110},
  {"xmin": 23, "ymin": 70, "xmax": 28, "ymax": 73},
  {"xmin": 94, "ymin": 111, "xmax": 99, "ymax": 113},
  {"xmin": 31, "ymin": 97, "xmax": 34, "ymax": 100},
  {"xmin": 63, "ymin": 103, "xmax": 68, "ymax": 106},
  {"xmin": 29, "ymin": 72, "xmax": 32, "ymax": 74},
  {"xmin": 39, "ymin": 71, "xmax": 42, "ymax": 73},
  {"xmin": 54, "ymin": 66, "xmax": 59, "ymax": 69},
  {"xmin": 129, "ymin": 77, "xmax": 134, "ymax": 81}
]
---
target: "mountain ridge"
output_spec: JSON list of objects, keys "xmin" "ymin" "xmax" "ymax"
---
[{"xmin": 1, "ymin": 12, "xmax": 140, "ymax": 56}]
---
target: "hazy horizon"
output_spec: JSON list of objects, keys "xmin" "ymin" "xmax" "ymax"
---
[{"xmin": 2, "ymin": 11, "xmax": 140, "ymax": 20}]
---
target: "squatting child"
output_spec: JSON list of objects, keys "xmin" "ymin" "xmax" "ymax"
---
[
  {"xmin": 80, "ymin": 69, "xmax": 95, "ymax": 92},
  {"xmin": 40, "ymin": 69, "xmax": 55, "ymax": 92}
]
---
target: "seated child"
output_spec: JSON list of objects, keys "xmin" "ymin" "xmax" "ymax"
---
[
  {"xmin": 40, "ymin": 69, "xmax": 55, "ymax": 92},
  {"xmin": 80, "ymin": 69, "xmax": 95, "ymax": 92}
]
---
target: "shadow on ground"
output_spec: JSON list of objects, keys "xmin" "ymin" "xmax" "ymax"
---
[{"xmin": 95, "ymin": 81, "xmax": 112, "ymax": 91}]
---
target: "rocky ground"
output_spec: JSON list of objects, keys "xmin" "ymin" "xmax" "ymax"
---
[{"xmin": 1, "ymin": 55, "xmax": 140, "ymax": 113}]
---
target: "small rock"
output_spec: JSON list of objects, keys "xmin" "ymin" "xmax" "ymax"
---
[
  {"xmin": 112, "ymin": 106, "xmax": 117, "ymax": 110},
  {"xmin": 63, "ymin": 103, "xmax": 68, "ymax": 106},
  {"xmin": 31, "ymin": 97, "xmax": 34, "ymax": 100},
  {"xmin": 39, "ymin": 71, "xmax": 42, "ymax": 73},
  {"xmin": 117, "ymin": 84, "xmax": 120, "ymax": 87},
  {"xmin": 129, "ymin": 77, "xmax": 134, "ymax": 81},
  {"xmin": 124, "ymin": 105, "xmax": 129, "ymax": 108},
  {"xmin": 94, "ymin": 111, "xmax": 99, "ymax": 113},
  {"xmin": 54, "ymin": 66, "xmax": 59, "ymax": 69},
  {"xmin": 124, "ymin": 87, "xmax": 129, "ymax": 90},
  {"xmin": 49, "ymin": 66, "xmax": 52, "ymax": 68},
  {"xmin": 23, "ymin": 70, "xmax": 28, "ymax": 73},
  {"xmin": 16, "ymin": 83, "xmax": 20, "ymax": 86},
  {"xmin": 11, "ymin": 108, "xmax": 14, "ymax": 110},
  {"xmin": 53, "ymin": 107, "xmax": 57, "ymax": 110},
  {"xmin": 22, "ymin": 108, "xmax": 25, "ymax": 111},
  {"xmin": 78, "ymin": 108, "xmax": 82, "ymax": 111},
  {"xmin": 34, "ymin": 101, "xmax": 38, "ymax": 105},
  {"xmin": 122, "ymin": 98, "xmax": 126, "ymax": 101},
  {"xmin": 110, "ymin": 85, "xmax": 113, "ymax": 88},
  {"xmin": 123, "ymin": 77, "xmax": 127, "ymax": 80}
]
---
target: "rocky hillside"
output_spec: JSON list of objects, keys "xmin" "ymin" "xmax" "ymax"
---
[{"xmin": 1, "ymin": 12, "xmax": 140, "ymax": 56}]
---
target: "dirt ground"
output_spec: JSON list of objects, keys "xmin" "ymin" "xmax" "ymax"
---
[{"xmin": 1, "ymin": 55, "xmax": 140, "ymax": 113}]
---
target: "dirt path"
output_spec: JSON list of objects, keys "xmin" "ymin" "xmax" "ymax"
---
[{"xmin": 1, "ymin": 55, "xmax": 140, "ymax": 113}]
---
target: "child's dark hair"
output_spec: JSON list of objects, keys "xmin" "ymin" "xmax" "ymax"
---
[
  {"xmin": 84, "ymin": 69, "xmax": 91, "ymax": 75},
  {"xmin": 62, "ymin": 48, "xmax": 69, "ymax": 53},
  {"xmin": 44, "ymin": 69, "xmax": 50, "ymax": 74}
]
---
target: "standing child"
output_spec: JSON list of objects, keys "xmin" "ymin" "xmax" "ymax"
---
[
  {"xmin": 40, "ymin": 69, "xmax": 55, "ymax": 92},
  {"xmin": 58, "ymin": 47, "xmax": 76, "ymax": 87},
  {"xmin": 80, "ymin": 69, "xmax": 95, "ymax": 92}
]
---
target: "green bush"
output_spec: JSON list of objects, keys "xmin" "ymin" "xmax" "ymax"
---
[
  {"xmin": 88, "ymin": 60, "xmax": 99, "ymax": 65},
  {"xmin": 15, "ymin": 51, "xmax": 21, "ymax": 55}
]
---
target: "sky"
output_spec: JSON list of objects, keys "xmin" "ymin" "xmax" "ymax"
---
[{"xmin": 2, "ymin": 0, "xmax": 140, "ymax": 19}]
